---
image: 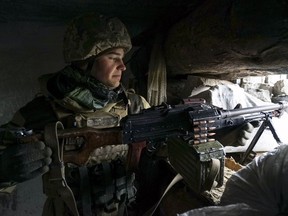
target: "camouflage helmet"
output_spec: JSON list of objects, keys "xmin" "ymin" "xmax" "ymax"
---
[{"xmin": 63, "ymin": 13, "xmax": 132, "ymax": 63}]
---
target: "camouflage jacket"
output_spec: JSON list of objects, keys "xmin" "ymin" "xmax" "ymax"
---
[{"xmin": 6, "ymin": 66, "xmax": 149, "ymax": 130}]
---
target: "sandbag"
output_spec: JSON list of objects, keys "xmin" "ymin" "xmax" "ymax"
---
[
  {"xmin": 178, "ymin": 203, "xmax": 259, "ymax": 216},
  {"xmin": 220, "ymin": 145, "xmax": 288, "ymax": 215}
]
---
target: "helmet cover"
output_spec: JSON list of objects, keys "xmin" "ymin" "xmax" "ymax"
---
[{"xmin": 63, "ymin": 13, "xmax": 132, "ymax": 63}]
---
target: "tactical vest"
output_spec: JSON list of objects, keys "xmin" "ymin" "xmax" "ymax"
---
[
  {"xmin": 41, "ymin": 90, "xmax": 146, "ymax": 216},
  {"xmin": 8, "ymin": 89, "xmax": 147, "ymax": 216}
]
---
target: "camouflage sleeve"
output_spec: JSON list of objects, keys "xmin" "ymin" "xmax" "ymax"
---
[
  {"xmin": 0, "ymin": 121, "xmax": 23, "ymax": 149},
  {"xmin": 127, "ymin": 91, "xmax": 151, "ymax": 114},
  {"xmin": 0, "ymin": 95, "xmax": 57, "ymax": 145},
  {"xmin": 0, "ymin": 96, "xmax": 57, "ymax": 192},
  {"xmin": 139, "ymin": 95, "xmax": 151, "ymax": 109},
  {"xmin": 0, "ymin": 124, "xmax": 20, "ymax": 192}
]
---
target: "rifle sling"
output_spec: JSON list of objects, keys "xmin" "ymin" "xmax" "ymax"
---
[
  {"xmin": 143, "ymin": 159, "xmax": 220, "ymax": 216},
  {"xmin": 143, "ymin": 173, "xmax": 184, "ymax": 216},
  {"xmin": 42, "ymin": 121, "xmax": 80, "ymax": 216}
]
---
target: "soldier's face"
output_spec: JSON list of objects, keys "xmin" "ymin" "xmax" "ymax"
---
[{"xmin": 91, "ymin": 48, "xmax": 126, "ymax": 89}]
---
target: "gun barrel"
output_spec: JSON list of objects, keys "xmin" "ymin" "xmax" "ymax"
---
[{"xmin": 220, "ymin": 102, "xmax": 287, "ymax": 118}]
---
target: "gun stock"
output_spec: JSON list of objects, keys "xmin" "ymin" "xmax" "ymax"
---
[{"xmin": 58, "ymin": 127, "xmax": 123, "ymax": 165}]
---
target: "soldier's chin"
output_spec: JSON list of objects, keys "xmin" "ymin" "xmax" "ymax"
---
[{"xmin": 108, "ymin": 81, "xmax": 120, "ymax": 89}]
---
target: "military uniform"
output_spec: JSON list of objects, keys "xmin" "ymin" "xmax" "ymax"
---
[
  {"xmin": 0, "ymin": 13, "xmax": 151, "ymax": 216},
  {"xmin": 2, "ymin": 64, "xmax": 150, "ymax": 216}
]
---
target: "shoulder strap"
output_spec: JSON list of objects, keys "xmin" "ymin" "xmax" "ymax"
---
[
  {"xmin": 42, "ymin": 121, "xmax": 79, "ymax": 216},
  {"xmin": 126, "ymin": 91, "xmax": 145, "ymax": 114},
  {"xmin": 11, "ymin": 96, "xmax": 58, "ymax": 130}
]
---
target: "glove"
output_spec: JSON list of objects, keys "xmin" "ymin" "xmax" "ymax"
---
[
  {"xmin": 0, "ymin": 141, "xmax": 52, "ymax": 184},
  {"xmin": 216, "ymin": 122, "xmax": 255, "ymax": 147},
  {"xmin": 215, "ymin": 104, "xmax": 257, "ymax": 146},
  {"xmin": 236, "ymin": 122, "xmax": 255, "ymax": 146}
]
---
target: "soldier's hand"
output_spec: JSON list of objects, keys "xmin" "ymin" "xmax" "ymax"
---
[
  {"xmin": 216, "ymin": 122, "xmax": 255, "ymax": 146},
  {"xmin": 236, "ymin": 122, "xmax": 255, "ymax": 146},
  {"xmin": 215, "ymin": 104, "xmax": 256, "ymax": 146},
  {"xmin": 0, "ymin": 141, "xmax": 52, "ymax": 183}
]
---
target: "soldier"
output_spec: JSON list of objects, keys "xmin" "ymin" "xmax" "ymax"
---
[
  {"xmin": 0, "ymin": 12, "xmax": 256, "ymax": 216},
  {"xmin": 0, "ymin": 13, "xmax": 149, "ymax": 215}
]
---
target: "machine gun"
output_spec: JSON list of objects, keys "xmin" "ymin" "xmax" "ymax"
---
[
  {"xmin": 17, "ymin": 100, "xmax": 288, "ymax": 216},
  {"xmin": 119, "ymin": 100, "xmax": 287, "ymax": 192},
  {"xmin": 55, "ymin": 100, "xmax": 286, "ymax": 159},
  {"xmin": 19, "ymin": 100, "xmax": 288, "ymax": 191}
]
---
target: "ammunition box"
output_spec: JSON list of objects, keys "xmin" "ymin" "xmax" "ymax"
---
[{"xmin": 168, "ymin": 138, "xmax": 225, "ymax": 193}]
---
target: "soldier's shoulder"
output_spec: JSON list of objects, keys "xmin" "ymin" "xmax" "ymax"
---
[{"xmin": 14, "ymin": 95, "xmax": 58, "ymax": 129}]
